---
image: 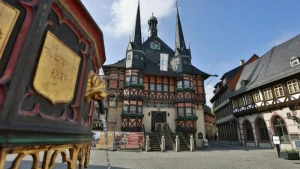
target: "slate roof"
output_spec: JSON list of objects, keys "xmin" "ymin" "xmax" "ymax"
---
[
  {"xmin": 102, "ymin": 3, "xmax": 211, "ymax": 80},
  {"xmin": 229, "ymin": 34, "xmax": 300, "ymax": 98},
  {"xmin": 204, "ymin": 105, "xmax": 214, "ymax": 117},
  {"xmin": 103, "ymin": 36, "xmax": 211, "ymax": 79},
  {"xmin": 221, "ymin": 65, "xmax": 244, "ymax": 82}
]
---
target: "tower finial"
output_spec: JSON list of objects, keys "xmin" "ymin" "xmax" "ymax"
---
[
  {"xmin": 152, "ymin": 12, "xmax": 153, "ymax": 16},
  {"xmin": 176, "ymin": 1, "xmax": 178, "ymax": 13}
]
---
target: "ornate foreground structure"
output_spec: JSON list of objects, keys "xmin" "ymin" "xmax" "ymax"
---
[
  {"xmin": 102, "ymin": 2, "xmax": 213, "ymax": 148},
  {"xmin": 0, "ymin": 0, "xmax": 106, "ymax": 168}
]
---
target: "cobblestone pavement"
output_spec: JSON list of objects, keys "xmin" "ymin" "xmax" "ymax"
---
[{"xmin": 4, "ymin": 141, "xmax": 300, "ymax": 169}]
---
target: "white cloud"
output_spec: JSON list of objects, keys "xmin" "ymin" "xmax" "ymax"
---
[
  {"xmin": 205, "ymin": 84, "xmax": 214, "ymax": 107},
  {"xmin": 103, "ymin": 0, "xmax": 176, "ymax": 38}
]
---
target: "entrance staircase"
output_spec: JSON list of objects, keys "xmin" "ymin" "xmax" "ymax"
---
[
  {"xmin": 147, "ymin": 132, "xmax": 161, "ymax": 151},
  {"xmin": 176, "ymin": 133, "xmax": 190, "ymax": 151}
]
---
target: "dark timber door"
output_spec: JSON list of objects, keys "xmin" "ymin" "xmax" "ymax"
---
[{"xmin": 151, "ymin": 111, "xmax": 166, "ymax": 131}]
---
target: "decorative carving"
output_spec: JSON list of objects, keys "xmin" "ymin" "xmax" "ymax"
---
[
  {"xmin": 0, "ymin": 141, "xmax": 91, "ymax": 169},
  {"xmin": 85, "ymin": 70, "xmax": 108, "ymax": 102},
  {"xmin": 0, "ymin": 1, "xmax": 20, "ymax": 59},
  {"xmin": 33, "ymin": 31, "xmax": 81, "ymax": 104}
]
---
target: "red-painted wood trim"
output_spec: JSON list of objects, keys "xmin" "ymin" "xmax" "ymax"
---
[
  {"xmin": 0, "ymin": 1, "xmax": 35, "ymax": 84},
  {"xmin": 58, "ymin": 0, "xmax": 106, "ymax": 66}
]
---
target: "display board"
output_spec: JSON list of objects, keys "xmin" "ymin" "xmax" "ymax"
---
[
  {"xmin": 114, "ymin": 132, "xmax": 144, "ymax": 150},
  {"xmin": 273, "ymin": 136, "xmax": 280, "ymax": 145}
]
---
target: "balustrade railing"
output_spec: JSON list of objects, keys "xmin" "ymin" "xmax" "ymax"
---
[
  {"xmin": 142, "ymin": 124, "xmax": 146, "ymax": 149},
  {"xmin": 178, "ymin": 132, "xmax": 191, "ymax": 149}
]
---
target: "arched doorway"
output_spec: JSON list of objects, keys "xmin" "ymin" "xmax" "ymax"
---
[
  {"xmin": 255, "ymin": 118, "xmax": 269, "ymax": 142},
  {"xmin": 243, "ymin": 120, "xmax": 254, "ymax": 141},
  {"xmin": 151, "ymin": 111, "xmax": 166, "ymax": 131},
  {"xmin": 272, "ymin": 116, "xmax": 289, "ymax": 142}
]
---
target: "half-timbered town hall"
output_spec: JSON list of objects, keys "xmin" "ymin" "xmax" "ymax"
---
[{"xmin": 101, "ymin": 3, "xmax": 212, "ymax": 147}]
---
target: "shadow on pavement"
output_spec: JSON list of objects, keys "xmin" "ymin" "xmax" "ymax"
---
[{"xmin": 4, "ymin": 160, "xmax": 128, "ymax": 169}]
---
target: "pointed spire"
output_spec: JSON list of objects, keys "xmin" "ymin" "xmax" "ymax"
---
[
  {"xmin": 175, "ymin": 1, "xmax": 187, "ymax": 56},
  {"xmin": 131, "ymin": 0, "xmax": 143, "ymax": 50}
]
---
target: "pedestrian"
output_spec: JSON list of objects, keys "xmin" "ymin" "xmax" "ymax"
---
[{"xmin": 214, "ymin": 134, "xmax": 217, "ymax": 141}]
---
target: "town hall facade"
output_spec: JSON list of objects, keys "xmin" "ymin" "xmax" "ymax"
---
[{"xmin": 101, "ymin": 3, "xmax": 212, "ymax": 147}]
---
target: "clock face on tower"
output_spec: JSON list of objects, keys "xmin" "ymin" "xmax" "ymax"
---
[{"xmin": 151, "ymin": 41, "xmax": 160, "ymax": 50}]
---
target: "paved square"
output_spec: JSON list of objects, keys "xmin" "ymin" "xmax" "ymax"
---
[{"xmin": 4, "ymin": 142, "xmax": 300, "ymax": 169}]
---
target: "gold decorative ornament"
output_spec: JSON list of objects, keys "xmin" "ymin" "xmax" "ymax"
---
[
  {"xmin": 0, "ymin": 1, "xmax": 20, "ymax": 60},
  {"xmin": 0, "ymin": 141, "xmax": 90, "ymax": 169},
  {"xmin": 85, "ymin": 70, "xmax": 108, "ymax": 102},
  {"xmin": 33, "ymin": 31, "xmax": 81, "ymax": 104}
]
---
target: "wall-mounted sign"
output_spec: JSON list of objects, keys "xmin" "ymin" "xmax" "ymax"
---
[
  {"xmin": 198, "ymin": 132, "xmax": 203, "ymax": 139},
  {"xmin": 273, "ymin": 136, "xmax": 280, "ymax": 145}
]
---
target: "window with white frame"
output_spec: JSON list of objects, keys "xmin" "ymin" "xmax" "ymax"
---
[
  {"xmin": 287, "ymin": 79, "xmax": 300, "ymax": 94},
  {"xmin": 232, "ymin": 99, "xmax": 238, "ymax": 108},
  {"xmin": 178, "ymin": 108, "xmax": 184, "ymax": 117},
  {"xmin": 184, "ymin": 80, "xmax": 190, "ymax": 88},
  {"xmin": 186, "ymin": 108, "xmax": 193, "ymax": 117},
  {"xmin": 150, "ymin": 83, "xmax": 155, "ymax": 91},
  {"xmin": 123, "ymin": 105, "xmax": 129, "ymax": 114},
  {"xmin": 177, "ymin": 81, "xmax": 182, "ymax": 89},
  {"xmin": 157, "ymin": 84, "xmax": 162, "ymax": 91},
  {"xmin": 263, "ymin": 88, "xmax": 273, "ymax": 100},
  {"xmin": 131, "ymin": 76, "xmax": 138, "ymax": 84},
  {"xmin": 163, "ymin": 85, "xmax": 168, "ymax": 92},
  {"xmin": 138, "ymin": 106, "xmax": 142, "ymax": 115},
  {"xmin": 238, "ymin": 97, "xmax": 244, "ymax": 106},
  {"xmin": 252, "ymin": 91, "xmax": 261, "ymax": 102},
  {"xmin": 274, "ymin": 84, "xmax": 284, "ymax": 98},
  {"xmin": 246, "ymin": 94, "xmax": 253, "ymax": 104},
  {"xmin": 129, "ymin": 106, "xmax": 136, "ymax": 114},
  {"xmin": 140, "ymin": 77, "xmax": 143, "ymax": 85},
  {"xmin": 125, "ymin": 77, "xmax": 130, "ymax": 84}
]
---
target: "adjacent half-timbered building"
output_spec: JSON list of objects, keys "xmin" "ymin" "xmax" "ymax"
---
[
  {"xmin": 101, "ymin": 3, "xmax": 212, "ymax": 147},
  {"xmin": 229, "ymin": 35, "xmax": 300, "ymax": 149},
  {"xmin": 204, "ymin": 105, "xmax": 215, "ymax": 140},
  {"xmin": 210, "ymin": 55, "xmax": 259, "ymax": 145}
]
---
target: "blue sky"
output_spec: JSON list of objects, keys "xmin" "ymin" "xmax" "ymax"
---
[{"xmin": 81, "ymin": 0, "xmax": 300, "ymax": 106}]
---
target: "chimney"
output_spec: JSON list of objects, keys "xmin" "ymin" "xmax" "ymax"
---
[{"xmin": 240, "ymin": 59, "xmax": 245, "ymax": 65}]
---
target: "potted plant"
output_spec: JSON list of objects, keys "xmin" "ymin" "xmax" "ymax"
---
[{"xmin": 280, "ymin": 149, "xmax": 300, "ymax": 160}]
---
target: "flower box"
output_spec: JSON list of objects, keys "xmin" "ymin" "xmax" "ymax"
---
[{"xmin": 280, "ymin": 150, "xmax": 300, "ymax": 160}]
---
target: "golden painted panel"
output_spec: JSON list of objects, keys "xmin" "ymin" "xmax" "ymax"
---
[
  {"xmin": 33, "ymin": 31, "xmax": 81, "ymax": 104},
  {"xmin": 0, "ymin": 1, "xmax": 20, "ymax": 60}
]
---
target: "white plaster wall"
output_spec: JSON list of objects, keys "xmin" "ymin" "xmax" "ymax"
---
[
  {"xmin": 142, "ymin": 107, "xmax": 176, "ymax": 133},
  {"xmin": 195, "ymin": 106, "xmax": 205, "ymax": 148}
]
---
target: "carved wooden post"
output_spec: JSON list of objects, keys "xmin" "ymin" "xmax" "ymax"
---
[
  {"xmin": 190, "ymin": 135, "xmax": 195, "ymax": 151},
  {"xmin": 145, "ymin": 135, "xmax": 150, "ymax": 152},
  {"xmin": 161, "ymin": 135, "xmax": 166, "ymax": 152},
  {"xmin": 175, "ymin": 135, "xmax": 180, "ymax": 152}
]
